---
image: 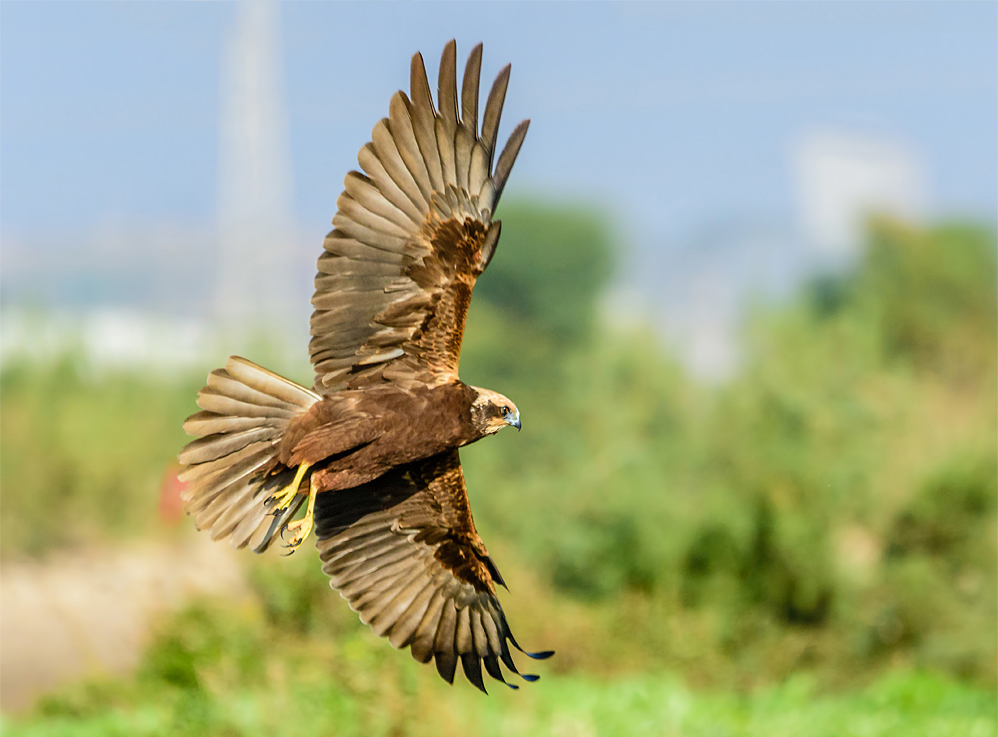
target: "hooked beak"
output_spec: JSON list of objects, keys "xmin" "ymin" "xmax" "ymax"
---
[{"xmin": 509, "ymin": 412, "xmax": 521, "ymax": 431}]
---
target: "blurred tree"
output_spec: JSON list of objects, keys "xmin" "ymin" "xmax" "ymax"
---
[
  {"xmin": 857, "ymin": 219, "xmax": 997, "ymax": 380},
  {"xmin": 473, "ymin": 201, "xmax": 614, "ymax": 343}
]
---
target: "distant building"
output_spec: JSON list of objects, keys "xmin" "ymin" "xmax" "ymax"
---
[
  {"xmin": 793, "ymin": 130, "xmax": 927, "ymax": 259},
  {"xmin": 610, "ymin": 130, "xmax": 930, "ymax": 381}
]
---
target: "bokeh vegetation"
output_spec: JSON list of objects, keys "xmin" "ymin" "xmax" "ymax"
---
[
  {"xmin": 2, "ymin": 204, "xmax": 995, "ymax": 733},
  {"xmin": 463, "ymin": 210, "xmax": 997, "ymax": 688}
]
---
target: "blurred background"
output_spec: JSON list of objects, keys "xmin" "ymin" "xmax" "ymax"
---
[{"xmin": 1, "ymin": 2, "xmax": 995, "ymax": 735}]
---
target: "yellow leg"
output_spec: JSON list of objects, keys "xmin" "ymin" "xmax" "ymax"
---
[
  {"xmin": 269, "ymin": 462, "xmax": 311, "ymax": 511},
  {"xmin": 283, "ymin": 474, "xmax": 318, "ymax": 553}
]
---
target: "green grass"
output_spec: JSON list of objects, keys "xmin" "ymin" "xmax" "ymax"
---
[{"xmin": 5, "ymin": 669, "xmax": 994, "ymax": 737}]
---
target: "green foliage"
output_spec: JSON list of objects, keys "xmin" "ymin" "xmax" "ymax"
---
[
  {"xmin": 860, "ymin": 220, "xmax": 997, "ymax": 376},
  {"xmin": 0, "ymin": 356, "xmax": 202, "ymax": 556},
  {"xmin": 473, "ymin": 201, "xmax": 614, "ymax": 341},
  {"xmin": 887, "ymin": 452, "xmax": 996, "ymax": 561},
  {"xmin": 462, "ymin": 215, "xmax": 997, "ymax": 685}
]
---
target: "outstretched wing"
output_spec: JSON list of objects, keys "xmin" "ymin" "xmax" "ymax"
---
[
  {"xmin": 314, "ymin": 449, "xmax": 552, "ymax": 692},
  {"xmin": 310, "ymin": 41, "xmax": 529, "ymax": 394}
]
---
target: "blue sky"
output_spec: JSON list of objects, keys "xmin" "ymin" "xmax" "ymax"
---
[{"xmin": 3, "ymin": 1, "xmax": 995, "ymax": 247}]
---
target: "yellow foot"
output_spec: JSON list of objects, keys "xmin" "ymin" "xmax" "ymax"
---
[
  {"xmin": 282, "ymin": 475, "xmax": 319, "ymax": 554},
  {"xmin": 269, "ymin": 462, "xmax": 311, "ymax": 511}
]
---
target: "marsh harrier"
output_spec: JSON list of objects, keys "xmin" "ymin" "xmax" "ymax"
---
[{"xmin": 179, "ymin": 41, "xmax": 551, "ymax": 692}]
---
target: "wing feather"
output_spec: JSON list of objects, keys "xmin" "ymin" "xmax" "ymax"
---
[
  {"xmin": 409, "ymin": 590, "xmax": 447, "ymax": 663},
  {"xmin": 310, "ymin": 41, "xmax": 530, "ymax": 394},
  {"xmin": 455, "ymin": 605, "xmax": 473, "ymax": 655},
  {"xmin": 454, "ymin": 126, "xmax": 474, "ymax": 193},
  {"xmin": 336, "ymin": 192, "xmax": 412, "ymax": 239},
  {"xmin": 389, "ymin": 93, "xmax": 434, "ymax": 203},
  {"xmin": 437, "ymin": 41, "xmax": 459, "ymax": 149},
  {"xmin": 313, "ymin": 450, "xmax": 550, "ymax": 690},
  {"xmin": 468, "ymin": 141, "xmax": 490, "ymax": 198},
  {"xmin": 318, "ymin": 245, "xmax": 401, "ymax": 270},
  {"xmin": 357, "ymin": 143, "xmax": 425, "ymax": 225},
  {"xmin": 435, "ymin": 117, "xmax": 458, "ymax": 190},
  {"xmin": 462, "ymin": 652, "xmax": 487, "ymax": 694},
  {"xmin": 343, "ymin": 171, "xmax": 416, "ymax": 232},
  {"xmin": 409, "ymin": 53, "xmax": 444, "ymax": 191},
  {"xmin": 387, "ymin": 582, "xmax": 439, "ymax": 649},
  {"xmin": 371, "ymin": 573, "xmax": 435, "ymax": 637},
  {"xmin": 492, "ymin": 119, "xmax": 531, "ymax": 206},
  {"xmin": 461, "ymin": 44, "xmax": 482, "ymax": 135},
  {"xmin": 480, "ymin": 65, "xmax": 511, "ymax": 172},
  {"xmin": 332, "ymin": 210, "xmax": 410, "ymax": 253},
  {"xmin": 371, "ymin": 118, "xmax": 428, "ymax": 216}
]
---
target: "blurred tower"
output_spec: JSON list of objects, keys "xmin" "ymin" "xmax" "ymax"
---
[{"xmin": 215, "ymin": 2, "xmax": 302, "ymax": 343}]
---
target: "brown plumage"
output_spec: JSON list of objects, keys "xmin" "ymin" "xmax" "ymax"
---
[{"xmin": 178, "ymin": 41, "xmax": 551, "ymax": 691}]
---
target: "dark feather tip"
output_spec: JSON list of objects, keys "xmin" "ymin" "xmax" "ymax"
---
[
  {"xmin": 509, "ymin": 632, "xmax": 554, "ymax": 660},
  {"xmin": 484, "ymin": 654, "xmax": 517, "ymax": 690},
  {"xmin": 461, "ymin": 653, "xmax": 488, "ymax": 694},
  {"xmin": 526, "ymin": 650, "xmax": 555, "ymax": 660},
  {"xmin": 435, "ymin": 651, "xmax": 457, "ymax": 685},
  {"xmin": 520, "ymin": 674, "xmax": 540, "ymax": 682},
  {"xmin": 481, "ymin": 554, "xmax": 507, "ymax": 590}
]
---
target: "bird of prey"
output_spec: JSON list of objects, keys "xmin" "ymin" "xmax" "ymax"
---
[{"xmin": 178, "ymin": 41, "xmax": 551, "ymax": 692}]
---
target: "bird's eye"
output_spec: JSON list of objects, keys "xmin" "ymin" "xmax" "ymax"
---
[{"xmin": 501, "ymin": 406, "xmax": 510, "ymax": 418}]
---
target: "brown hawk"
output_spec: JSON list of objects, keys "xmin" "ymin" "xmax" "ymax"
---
[{"xmin": 179, "ymin": 41, "xmax": 551, "ymax": 692}]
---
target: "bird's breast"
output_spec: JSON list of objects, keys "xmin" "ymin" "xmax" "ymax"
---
[
  {"xmin": 376, "ymin": 383, "xmax": 476, "ymax": 460},
  {"xmin": 311, "ymin": 383, "xmax": 475, "ymax": 476}
]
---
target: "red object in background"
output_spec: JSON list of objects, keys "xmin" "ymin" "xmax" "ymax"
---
[{"xmin": 158, "ymin": 464, "xmax": 188, "ymax": 524}]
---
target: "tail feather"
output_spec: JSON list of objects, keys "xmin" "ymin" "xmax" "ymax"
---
[
  {"xmin": 182, "ymin": 442, "xmax": 275, "ymax": 519},
  {"xmin": 183, "ymin": 411, "xmax": 280, "ymax": 436},
  {"xmin": 179, "ymin": 439, "xmax": 273, "ymax": 488},
  {"xmin": 194, "ymin": 387, "xmax": 297, "ymax": 419},
  {"xmin": 179, "ymin": 356, "xmax": 320, "ymax": 553},
  {"xmin": 225, "ymin": 358, "xmax": 320, "ymax": 406},
  {"xmin": 178, "ymin": 427, "xmax": 276, "ymax": 465},
  {"xmin": 205, "ymin": 368, "xmax": 304, "ymax": 411}
]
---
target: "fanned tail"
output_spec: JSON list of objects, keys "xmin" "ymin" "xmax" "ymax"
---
[{"xmin": 178, "ymin": 356, "xmax": 320, "ymax": 552}]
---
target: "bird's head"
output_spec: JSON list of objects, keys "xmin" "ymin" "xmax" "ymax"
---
[{"xmin": 470, "ymin": 387, "xmax": 521, "ymax": 436}]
